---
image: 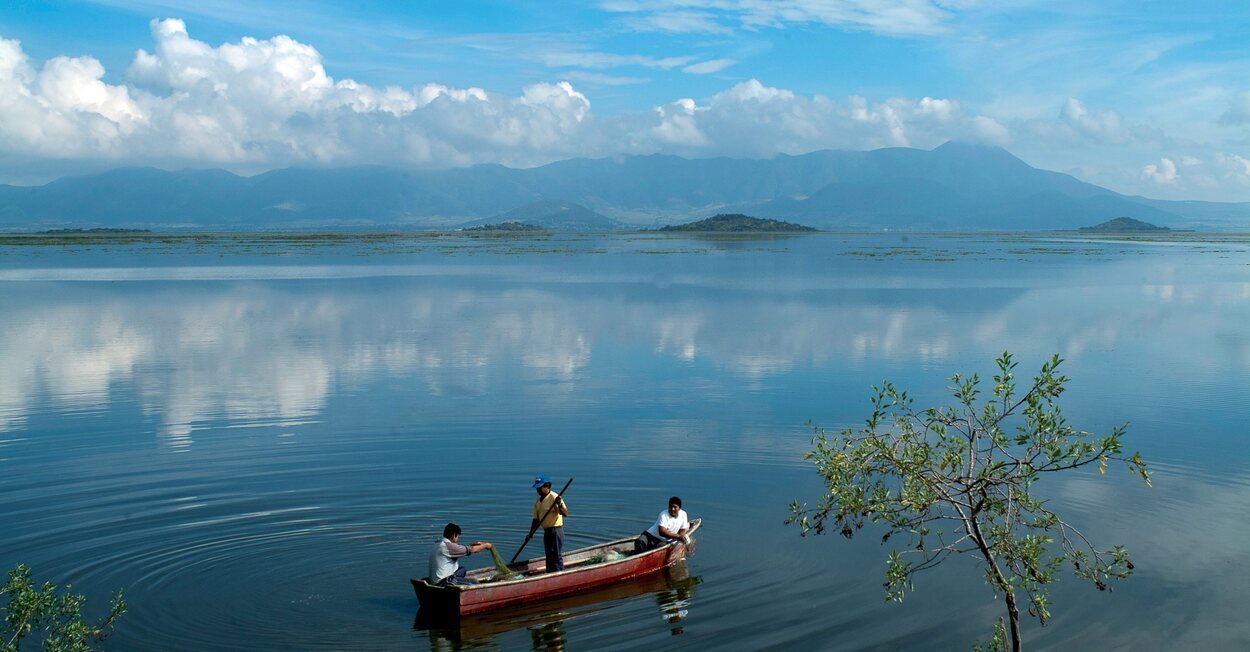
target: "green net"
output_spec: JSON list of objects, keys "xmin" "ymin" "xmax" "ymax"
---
[
  {"xmin": 584, "ymin": 550, "xmax": 627, "ymax": 565},
  {"xmin": 489, "ymin": 547, "xmax": 516, "ymax": 581}
]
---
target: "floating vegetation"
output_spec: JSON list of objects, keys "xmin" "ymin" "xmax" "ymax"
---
[
  {"xmin": 1006, "ymin": 247, "xmax": 1079, "ymax": 255},
  {"xmin": 845, "ymin": 247, "xmax": 933, "ymax": 259},
  {"xmin": 0, "ymin": 230, "xmax": 1245, "ymax": 262}
]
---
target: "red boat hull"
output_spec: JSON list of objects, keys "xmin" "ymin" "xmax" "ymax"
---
[{"xmin": 413, "ymin": 519, "xmax": 700, "ymax": 616}]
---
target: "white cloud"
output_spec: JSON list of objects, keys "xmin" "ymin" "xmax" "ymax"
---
[
  {"xmin": 0, "ymin": 20, "xmax": 599, "ymax": 169},
  {"xmin": 651, "ymin": 97, "xmax": 708, "ymax": 147},
  {"xmin": 619, "ymin": 9, "xmax": 732, "ymax": 34},
  {"xmin": 683, "ymin": 58, "xmax": 736, "ymax": 74},
  {"xmin": 1059, "ymin": 97, "xmax": 1130, "ymax": 144},
  {"xmin": 1142, "ymin": 157, "xmax": 1178, "ymax": 184},
  {"xmin": 645, "ymin": 79, "xmax": 1008, "ymax": 157},
  {"xmin": 1132, "ymin": 152, "xmax": 1250, "ymax": 194},
  {"xmin": 0, "ymin": 37, "xmax": 145, "ymax": 158},
  {"xmin": 970, "ymin": 115, "xmax": 1010, "ymax": 144},
  {"xmin": 599, "ymin": 0, "xmax": 957, "ymax": 37},
  {"xmin": 539, "ymin": 50, "xmax": 693, "ymax": 70},
  {"xmin": 1213, "ymin": 152, "xmax": 1250, "ymax": 180},
  {"xmin": 0, "ymin": 23, "xmax": 1014, "ymax": 174}
]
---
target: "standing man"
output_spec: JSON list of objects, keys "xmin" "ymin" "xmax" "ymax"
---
[
  {"xmin": 531, "ymin": 473, "xmax": 569, "ymax": 573},
  {"xmin": 429, "ymin": 523, "xmax": 493, "ymax": 586}
]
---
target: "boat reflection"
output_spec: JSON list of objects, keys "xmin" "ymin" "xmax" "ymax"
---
[{"xmin": 415, "ymin": 562, "xmax": 702, "ymax": 650}]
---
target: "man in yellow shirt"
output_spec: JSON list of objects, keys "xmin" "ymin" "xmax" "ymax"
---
[{"xmin": 531, "ymin": 473, "xmax": 569, "ymax": 572}]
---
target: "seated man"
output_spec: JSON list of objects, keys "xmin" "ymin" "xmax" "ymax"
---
[
  {"xmin": 428, "ymin": 522, "xmax": 492, "ymax": 586},
  {"xmin": 634, "ymin": 496, "xmax": 690, "ymax": 553}
]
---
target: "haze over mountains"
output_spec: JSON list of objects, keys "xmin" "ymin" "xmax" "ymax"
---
[
  {"xmin": 461, "ymin": 200, "xmax": 629, "ymax": 232},
  {"xmin": 1, "ymin": 142, "xmax": 1246, "ymax": 231}
]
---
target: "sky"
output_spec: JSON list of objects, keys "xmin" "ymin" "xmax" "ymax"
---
[{"xmin": 1, "ymin": 0, "xmax": 1249, "ymax": 201}]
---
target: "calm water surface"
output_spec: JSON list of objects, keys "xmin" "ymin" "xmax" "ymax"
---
[{"xmin": 1, "ymin": 233, "xmax": 1248, "ymax": 650}]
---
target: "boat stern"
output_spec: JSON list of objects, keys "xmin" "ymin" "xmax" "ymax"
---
[{"xmin": 411, "ymin": 578, "xmax": 461, "ymax": 616}]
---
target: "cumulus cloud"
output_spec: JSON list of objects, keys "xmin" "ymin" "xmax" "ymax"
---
[
  {"xmin": 651, "ymin": 97, "xmax": 708, "ymax": 147},
  {"xmin": 646, "ymin": 80, "xmax": 1008, "ymax": 156},
  {"xmin": 0, "ymin": 36, "xmax": 145, "ymax": 158},
  {"xmin": 1059, "ymin": 97, "xmax": 1130, "ymax": 144},
  {"xmin": 1018, "ymin": 97, "xmax": 1168, "ymax": 152},
  {"xmin": 1142, "ymin": 157, "xmax": 1178, "ymax": 185},
  {"xmin": 1137, "ymin": 152, "xmax": 1250, "ymax": 192},
  {"xmin": 1217, "ymin": 152, "xmax": 1250, "ymax": 177},
  {"xmin": 0, "ymin": 19, "xmax": 598, "ymax": 169},
  {"xmin": 0, "ymin": 21, "xmax": 1016, "ymax": 174}
]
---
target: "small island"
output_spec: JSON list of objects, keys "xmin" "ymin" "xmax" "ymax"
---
[
  {"xmin": 1079, "ymin": 217, "xmax": 1170, "ymax": 233},
  {"xmin": 658, "ymin": 214, "xmax": 817, "ymax": 233},
  {"xmin": 37, "ymin": 228, "xmax": 152, "ymax": 234},
  {"xmin": 462, "ymin": 222, "xmax": 547, "ymax": 233}
]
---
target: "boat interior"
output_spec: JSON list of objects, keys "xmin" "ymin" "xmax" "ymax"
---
[{"xmin": 467, "ymin": 519, "xmax": 701, "ymax": 584}]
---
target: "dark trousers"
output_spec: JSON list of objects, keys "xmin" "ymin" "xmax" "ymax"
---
[
  {"xmin": 543, "ymin": 526, "xmax": 564, "ymax": 572},
  {"xmin": 438, "ymin": 566, "xmax": 477, "ymax": 586},
  {"xmin": 634, "ymin": 530, "xmax": 663, "ymax": 554}
]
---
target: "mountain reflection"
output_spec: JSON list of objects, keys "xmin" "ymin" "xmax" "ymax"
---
[{"xmin": 1, "ymin": 266, "xmax": 1247, "ymax": 444}]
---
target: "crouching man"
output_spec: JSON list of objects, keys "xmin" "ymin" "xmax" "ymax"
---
[
  {"xmin": 429, "ymin": 522, "xmax": 493, "ymax": 586},
  {"xmin": 634, "ymin": 496, "xmax": 690, "ymax": 553}
]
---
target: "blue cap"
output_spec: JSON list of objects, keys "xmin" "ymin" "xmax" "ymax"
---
[{"xmin": 531, "ymin": 473, "xmax": 551, "ymax": 489}]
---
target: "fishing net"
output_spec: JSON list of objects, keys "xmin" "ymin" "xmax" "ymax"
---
[
  {"xmin": 489, "ymin": 547, "xmax": 517, "ymax": 581},
  {"xmin": 584, "ymin": 549, "xmax": 627, "ymax": 565}
]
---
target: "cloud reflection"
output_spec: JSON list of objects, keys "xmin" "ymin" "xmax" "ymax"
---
[{"xmin": 1, "ymin": 259, "xmax": 1247, "ymax": 444}]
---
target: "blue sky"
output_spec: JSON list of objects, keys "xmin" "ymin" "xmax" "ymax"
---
[{"xmin": 2, "ymin": 0, "xmax": 1249, "ymax": 200}]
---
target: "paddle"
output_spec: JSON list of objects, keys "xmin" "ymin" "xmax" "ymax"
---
[{"xmin": 510, "ymin": 476, "xmax": 573, "ymax": 564}]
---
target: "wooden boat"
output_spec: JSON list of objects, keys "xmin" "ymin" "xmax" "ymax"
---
[
  {"xmin": 414, "ymin": 563, "xmax": 701, "ymax": 643},
  {"xmin": 412, "ymin": 519, "xmax": 701, "ymax": 616}
]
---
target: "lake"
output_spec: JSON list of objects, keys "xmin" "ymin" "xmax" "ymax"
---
[{"xmin": 1, "ymin": 232, "xmax": 1247, "ymax": 650}]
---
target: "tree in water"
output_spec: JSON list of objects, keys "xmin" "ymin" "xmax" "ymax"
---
[
  {"xmin": 788, "ymin": 353, "xmax": 1150, "ymax": 651},
  {"xmin": 1, "ymin": 565, "xmax": 125, "ymax": 651}
]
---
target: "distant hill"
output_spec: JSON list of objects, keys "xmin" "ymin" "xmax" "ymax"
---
[
  {"xmin": 464, "ymin": 200, "xmax": 627, "ymax": 231},
  {"xmin": 1079, "ymin": 217, "xmax": 1170, "ymax": 232},
  {"xmin": 744, "ymin": 142, "xmax": 1180, "ymax": 230},
  {"xmin": 1122, "ymin": 197, "xmax": 1250, "ymax": 231},
  {"xmin": 1, "ymin": 143, "xmax": 1247, "ymax": 231},
  {"xmin": 462, "ymin": 221, "xmax": 546, "ymax": 232},
  {"xmin": 659, "ymin": 213, "xmax": 817, "ymax": 232}
]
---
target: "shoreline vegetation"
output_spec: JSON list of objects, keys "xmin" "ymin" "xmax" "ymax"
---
[
  {"xmin": 462, "ymin": 221, "xmax": 548, "ymax": 233},
  {"xmin": 1, "ymin": 229, "xmax": 1245, "ymax": 263},
  {"xmin": 2, "ymin": 229, "xmax": 1246, "ymax": 243},
  {"xmin": 38, "ymin": 227, "xmax": 153, "ymax": 234}
]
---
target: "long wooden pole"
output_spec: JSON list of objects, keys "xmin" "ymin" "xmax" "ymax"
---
[{"xmin": 510, "ymin": 477, "xmax": 573, "ymax": 564}]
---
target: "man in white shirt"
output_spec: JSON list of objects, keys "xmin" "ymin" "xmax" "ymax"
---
[
  {"xmin": 634, "ymin": 496, "xmax": 690, "ymax": 553},
  {"xmin": 428, "ymin": 522, "xmax": 493, "ymax": 586}
]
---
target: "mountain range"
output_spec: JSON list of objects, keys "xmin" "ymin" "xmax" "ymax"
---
[
  {"xmin": 461, "ymin": 200, "xmax": 628, "ymax": 231},
  {"xmin": 1, "ymin": 142, "xmax": 1247, "ymax": 231}
]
